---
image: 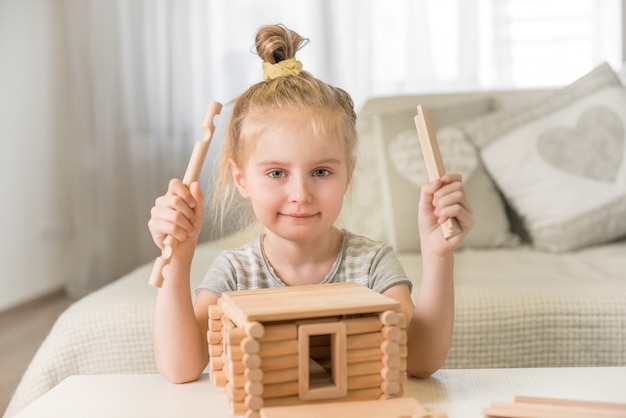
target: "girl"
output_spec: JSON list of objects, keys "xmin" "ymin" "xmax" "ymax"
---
[{"xmin": 148, "ymin": 24, "xmax": 474, "ymax": 384}]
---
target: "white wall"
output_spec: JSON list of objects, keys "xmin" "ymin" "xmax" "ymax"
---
[{"xmin": 0, "ymin": 0, "xmax": 72, "ymax": 311}]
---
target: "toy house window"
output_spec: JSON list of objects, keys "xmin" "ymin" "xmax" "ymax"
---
[{"xmin": 297, "ymin": 322, "xmax": 347, "ymax": 401}]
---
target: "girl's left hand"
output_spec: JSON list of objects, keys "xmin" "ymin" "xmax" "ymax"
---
[{"xmin": 418, "ymin": 173, "xmax": 474, "ymax": 257}]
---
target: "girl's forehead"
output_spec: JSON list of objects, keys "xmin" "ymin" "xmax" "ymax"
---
[{"xmin": 246, "ymin": 108, "xmax": 346, "ymax": 146}]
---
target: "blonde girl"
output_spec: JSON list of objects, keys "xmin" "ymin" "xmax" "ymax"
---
[{"xmin": 148, "ymin": 24, "xmax": 474, "ymax": 384}]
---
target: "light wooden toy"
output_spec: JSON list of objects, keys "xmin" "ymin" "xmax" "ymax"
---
[
  {"xmin": 414, "ymin": 104, "xmax": 462, "ymax": 239},
  {"xmin": 482, "ymin": 395, "xmax": 626, "ymax": 418},
  {"xmin": 207, "ymin": 283, "xmax": 429, "ymax": 418},
  {"xmin": 148, "ymin": 101, "xmax": 222, "ymax": 287}
]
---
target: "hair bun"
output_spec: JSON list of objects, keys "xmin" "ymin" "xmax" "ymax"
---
[{"xmin": 255, "ymin": 24, "xmax": 306, "ymax": 64}]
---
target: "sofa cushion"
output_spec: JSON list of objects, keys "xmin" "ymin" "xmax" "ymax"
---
[
  {"xmin": 463, "ymin": 62, "xmax": 626, "ymax": 252},
  {"xmin": 343, "ymin": 96, "xmax": 519, "ymax": 251}
]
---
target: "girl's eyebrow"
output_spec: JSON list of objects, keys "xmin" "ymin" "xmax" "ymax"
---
[{"xmin": 255, "ymin": 158, "xmax": 343, "ymax": 166}]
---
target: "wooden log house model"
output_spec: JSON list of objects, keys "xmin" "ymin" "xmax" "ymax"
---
[{"xmin": 207, "ymin": 282, "xmax": 409, "ymax": 417}]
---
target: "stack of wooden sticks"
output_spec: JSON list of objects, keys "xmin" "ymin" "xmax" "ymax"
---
[{"xmin": 483, "ymin": 396, "xmax": 626, "ymax": 417}]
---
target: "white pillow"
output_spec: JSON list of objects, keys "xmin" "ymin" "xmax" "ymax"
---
[{"xmin": 463, "ymin": 62, "xmax": 626, "ymax": 252}]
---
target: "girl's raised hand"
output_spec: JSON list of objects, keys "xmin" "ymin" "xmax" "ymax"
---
[
  {"xmin": 148, "ymin": 179, "xmax": 205, "ymax": 258},
  {"xmin": 418, "ymin": 173, "xmax": 474, "ymax": 257}
]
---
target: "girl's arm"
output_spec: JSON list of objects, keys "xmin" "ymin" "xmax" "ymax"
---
[
  {"xmin": 385, "ymin": 173, "xmax": 474, "ymax": 378},
  {"xmin": 149, "ymin": 180, "xmax": 214, "ymax": 383}
]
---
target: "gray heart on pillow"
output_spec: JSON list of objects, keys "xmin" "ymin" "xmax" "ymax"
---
[
  {"xmin": 389, "ymin": 128, "xmax": 477, "ymax": 187},
  {"xmin": 536, "ymin": 106, "xmax": 624, "ymax": 182}
]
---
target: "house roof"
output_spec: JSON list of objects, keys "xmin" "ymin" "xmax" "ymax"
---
[{"xmin": 218, "ymin": 282, "xmax": 400, "ymax": 325}]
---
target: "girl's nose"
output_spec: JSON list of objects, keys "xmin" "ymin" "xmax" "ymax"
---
[{"xmin": 288, "ymin": 176, "xmax": 312, "ymax": 204}]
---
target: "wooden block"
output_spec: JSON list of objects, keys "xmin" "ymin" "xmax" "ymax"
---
[
  {"xmin": 245, "ymin": 367, "xmax": 264, "ymax": 382},
  {"xmin": 243, "ymin": 354, "xmax": 262, "ymax": 369},
  {"xmin": 347, "ymin": 374, "xmax": 383, "ymax": 390},
  {"xmin": 227, "ymin": 327, "xmax": 246, "ymax": 345},
  {"xmin": 262, "ymin": 381, "xmax": 300, "ymax": 399},
  {"xmin": 245, "ymin": 395, "xmax": 264, "ymax": 411},
  {"xmin": 210, "ymin": 356, "xmax": 224, "ymax": 371},
  {"xmin": 298, "ymin": 321, "xmax": 348, "ymax": 402},
  {"xmin": 381, "ymin": 326, "xmax": 402, "ymax": 342},
  {"xmin": 259, "ymin": 323, "xmax": 298, "ymax": 342},
  {"xmin": 379, "ymin": 310, "xmax": 399, "ymax": 327},
  {"xmin": 347, "ymin": 348, "xmax": 383, "ymax": 363},
  {"xmin": 262, "ymin": 368, "xmax": 299, "ymax": 385},
  {"xmin": 229, "ymin": 345, "xmax": 244, "ymax": 361},
  {"xmin": 209, "ymin": 318, "xmax": 223, "ymax": 331},
  {"xmin": 483, "ymin": 400, "xmax": 625, "ymax": 418},
  {"xmin": 260, "ymin": 397, "xmax": 429, "ymax": 418},
  {"xmin": 346, "ymin": 332, "xmax": 384, "ymax": 350},
  {"xmin": 397, "ymin": 312, "xmax": 408, "ymax": 329},
  {"xmin": 230, "ymin": 372, "xmax": 245, "ymax": 389},
  {"xmin": 245, "ymin": 410, "xmax": 261, "ymax": 418},
  {"xmin": 208, "ymin": 304, "xmax": 223, "ymax": 319},
  {"xmin": 211, "ymin": 370, "xmax": 228, "ymax": 387},
  {"xmin": 414, "ymin": 104, "xmax": 462, "ymax": 239},
  {"xmin": 209, "ymin": 343, "xmax": 223, "ymax": 357},
  {"xmin": 260, "ymin": 354, "xmax": 298, "ymax": 371},
  {"xmin": 262, "ymin": 387, "xmax": 384, "ymax": 409},
  {"xmin": 381, "ymin": 380, "xmax": 401, "ymax": 396},
  {"xmin": 208, "ymin": 330, "xmax": 223, "ymax": 345},
  {"xmin": 258, "ymin": 339, "xmax": 299, "ymax": 357},
  {"xmin": 343, "ymin": 315, "xmax": 383, "ymax": 335},
  {"xmin": 381, "ymin": 341, "xmax": 400, "ymax": 355},
  {"xmin": 398, "ymin": 344, "xmax": 408, "ymax": 359},
  {"xmin": 230, "ymin": 360, "xmax": 245, "ymax": 375},
  {"xmin": 230, "ymin": 400, "xmax": 247, "ymax": 416},
  {"xmin": 219, "ymin": 283, "xmax": 399, "ymax": 324},
  {"xmin": 347, "ymin": 361, "xmax": 384, "ymax": 377},
  {"xmin": 241, "ymin": 337, "xmax": 261, "ymax": 354},
  {"xmin": 244, "ymin": 381, "xmax": 264, "ymax": 397},
  {"xmin": 515, "ymin": 396, "xmax": 626, "ymax": 413},
  {"xmin": 245, "ymin": 321, "xmax": 265, "ymax": 339},
  {"xmin": 399, "ymin": 359, "xmax": 408, "ymax": 375},
  {"xmin": 380, "ymin": 367, "xmax": 400, "ymax": 381},
  {"xmin": 382, "ymin": 354, "xmax": 401, "ymax": 368},
  {"xmin": 227, "ymin": 384, "xmax": 246, "ymax": 402}
]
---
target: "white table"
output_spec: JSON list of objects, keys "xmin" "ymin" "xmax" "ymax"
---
[{"xmin": 12, "ymin": 367, "xmax": 626, "ymax": 418}]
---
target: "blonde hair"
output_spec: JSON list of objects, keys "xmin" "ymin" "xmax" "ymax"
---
[{"xmin": 210, "ymin": 24, "xmax": 358, "ymax": 233}]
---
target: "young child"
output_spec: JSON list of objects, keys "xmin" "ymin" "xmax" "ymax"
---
[{"xmin": 148, "ymin": 24, "xmax": 474, "ymax": 384}]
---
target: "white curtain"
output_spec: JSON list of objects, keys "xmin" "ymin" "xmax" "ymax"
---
[{"xmin": 60, "ymin": 0, "xmax": 621, "ymax": 296}]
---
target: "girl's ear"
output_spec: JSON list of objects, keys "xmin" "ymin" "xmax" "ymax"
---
[{"xmin": 229, "ymin": 159, "xmax": 250, "ymax": 198}]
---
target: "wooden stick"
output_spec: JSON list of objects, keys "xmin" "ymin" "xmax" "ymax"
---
[
  {"xmin": 149, "ymin": 101, "xmax": 223, "ymax": 287},
  {"xmin": 414, "ymin": 104, "xmax": 462, "ymax": 239},
  {"xmin": 514, "ymin": 396, "xmax": 626, "ymax": 412},
  {"xmin": 483, "ymin": 398, "xmax": 626, "ymax": 418}
]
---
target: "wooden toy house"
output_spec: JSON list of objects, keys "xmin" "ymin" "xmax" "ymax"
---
[{"xmin": 207, "ymin": 282, "xmax": 408, "ymax": 417}]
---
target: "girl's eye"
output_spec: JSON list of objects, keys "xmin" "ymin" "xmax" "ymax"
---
[
  {"xmin": 267, "ymin": 170, "xmax": 285, "ymax": 179},
  {"xmin": 313, "ymin": 168, "xmax": 331, "ymax": 177}
]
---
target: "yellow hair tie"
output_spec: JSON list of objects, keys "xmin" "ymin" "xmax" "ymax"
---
[{"xmin": 262, "ymin": 57, "xmax": 303, "ymax": 81}]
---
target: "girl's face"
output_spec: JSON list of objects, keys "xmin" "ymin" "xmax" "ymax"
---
[{"xmin": 231, "ymin": 108, "xmax": 351, "ymax": 243}]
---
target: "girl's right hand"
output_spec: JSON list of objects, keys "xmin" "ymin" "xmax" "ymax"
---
[{"xmin": 148, "ymin": 179, "xmax": 205, "ymax": 257}]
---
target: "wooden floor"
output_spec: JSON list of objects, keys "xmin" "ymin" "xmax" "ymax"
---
[{"xmin": 0, "ymin": 291, "xmax": 75, "ymax": 416}]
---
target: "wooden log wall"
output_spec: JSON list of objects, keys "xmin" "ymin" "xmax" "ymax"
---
[{"xmin": 208, "ymin": 306, "xmax": 408, "ymax": 416}]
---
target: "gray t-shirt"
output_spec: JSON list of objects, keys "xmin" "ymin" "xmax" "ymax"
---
[{"xmin": 196, "ymin": 230, "xmax": 412, "ymax": 296}]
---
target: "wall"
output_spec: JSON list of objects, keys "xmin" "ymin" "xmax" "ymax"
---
[{"xmin": 0, "ymin": 0, "xmax": 71, "ymax": 311}]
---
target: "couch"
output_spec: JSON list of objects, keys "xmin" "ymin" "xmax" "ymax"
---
[{"xmin": 5, "ymin": 62, "xmax": 626, "ymax": 417}]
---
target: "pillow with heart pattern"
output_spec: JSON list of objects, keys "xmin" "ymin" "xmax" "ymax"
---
[{"xmin": 462, "ymin": 62, "xmax": 626, "ymax": 252}]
